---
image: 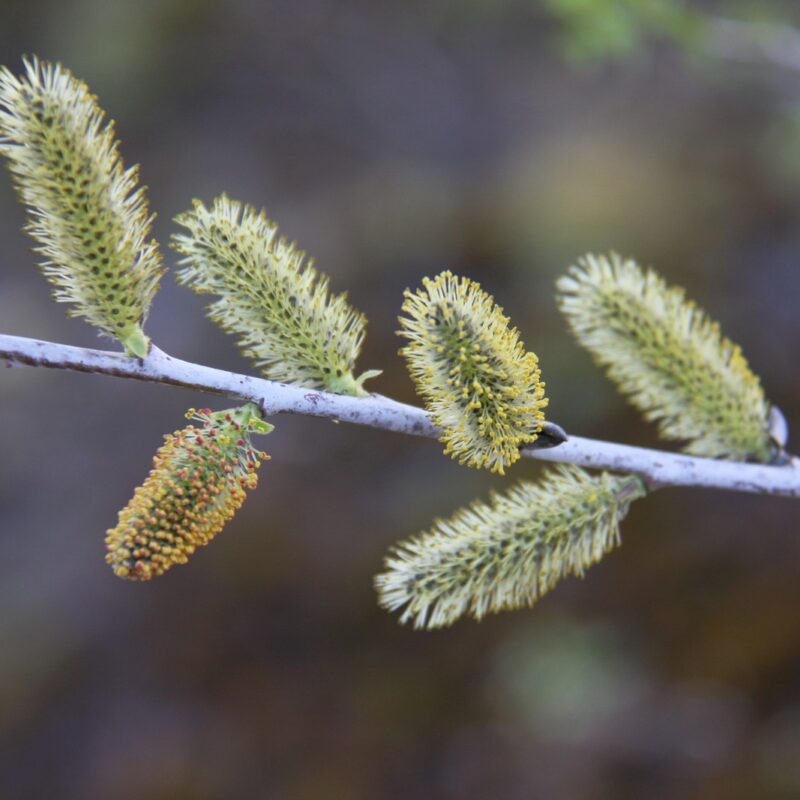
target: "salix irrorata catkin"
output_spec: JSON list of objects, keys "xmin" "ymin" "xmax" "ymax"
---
[
  {"xmin": 172, "ymin": 195, "xmax": 379, "ymax": 395},
  {"xmin": 399, "ymin": 271, "xmax": 547, "ymax": 474},
  {"xmin": 557, "ymin": 254, "xmax": 773, "ymax": 461},
  {"xmin": 106, "ymin": 406, "xmax": 270, "ymax": 580},
  {"xmin": 0, "ymin": 58, "xmax": 163, "ymax": 357},
  {"xmin": 376, "ymin": 466, "xmax": 646, "ymax": 629}
]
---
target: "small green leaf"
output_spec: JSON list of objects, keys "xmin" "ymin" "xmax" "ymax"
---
[{"xmin": 120, "ymin": 323, "xmax": 150, "ymax": 359}]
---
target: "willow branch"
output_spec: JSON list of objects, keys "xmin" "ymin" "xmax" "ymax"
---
[{"xmin": 2, "ymin": 333, "xmax": 798, "ymax": 498}]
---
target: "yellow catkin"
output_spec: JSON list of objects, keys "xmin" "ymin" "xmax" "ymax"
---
[
  {"xmin": 399, "ymin": 271, "xmax": 547, "ymax": 474},
  {"xmin": 558, "ymin": 253, "xmax": 773, "ymax": 461},
  {"xmin": 172, "ymin": 195, "xmax": 379, "ymax": 396},
  {"xmin": 0, "ymin": 58, "xmax": 163, "ymax": 356},
  {"xmin": 376, "ymin": 466, "xmax": 646, "ymax": 629},
  {"xmin": 105, "ymin": 408, "xmax": 268, "ymax": 580}
]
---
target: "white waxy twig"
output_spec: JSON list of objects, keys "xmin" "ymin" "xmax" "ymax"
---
[{"xmin": 1, "ymin": 332, "xmax": 798, "ymax": 498}]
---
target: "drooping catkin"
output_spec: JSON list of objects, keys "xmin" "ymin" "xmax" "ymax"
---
[
  {"xmin": 376, "ymin": 466, "xmax": 645, "ymax": 629},
  {"xmin": 398, "ymin": 271, "xmax": 547, "ymax": 474},
  {"xmin": 557, "ymin": 254, "xmax": 773, "ymax": 461},
  {"xmin": 105, "ymin": 406, "xmax": 270, "ymax": 580},
  {"xmin": 0, "ymin": 58, "xmax": 164, "ymax": 357},
  {"xmin": 172, "ymin": 195, "xmax": 379, "ymax": 395}
]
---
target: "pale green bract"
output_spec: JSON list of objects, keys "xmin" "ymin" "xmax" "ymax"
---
[
  {"xmin": 0, "ymin": 58, "xmax": 164, "ymax": 357},
  {"xmin": 376, "ymin": 466, "xmax": 645, "ymax": 629},
  {"xmin": 557, "ymin": 253, "xmax": 774, "ymax": 462},
  {"xmin": 172, "ymin": 195, "xmax": 378, "ymax": 396}
]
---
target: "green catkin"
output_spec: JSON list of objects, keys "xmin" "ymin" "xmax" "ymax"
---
[
  {"xmin": 376, "ymin": 466, "xmax": 646, "ymax": 629},
  {"xmin": 105, "ymin": 406, "xmax": 270, "ymax": 580},
  {"xmin": 557, "ymin": 254, "xmax": 773, "ymax": 462},
  {"xmin": 171, "ymin": 195, "xmax": 379, "ymax": 396},
  {"xmin": 398, "ymin": 271, "xmax": 547, "ymax": 474},
  {"xmin": 0, "ymin": 58, "xmax": 164, "ymax": 357}
]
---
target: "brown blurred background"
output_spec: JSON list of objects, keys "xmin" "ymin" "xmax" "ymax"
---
[{"xmin": 1, "ymin": 1, "xmax": 800, "ymax": 798}]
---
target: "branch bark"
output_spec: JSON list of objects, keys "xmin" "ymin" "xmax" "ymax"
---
[{"xmin": 2, "ymin": 333, "xmax": 798, "ymax": 498}]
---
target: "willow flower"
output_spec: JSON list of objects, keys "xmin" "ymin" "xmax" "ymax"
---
[
  {"xmin": 376, "ymin": 466, "xmax": 646, "ymax": 629},
  {"xmin": 0, "ymin": 58, "xmax": 164, "ymax": 357},
  {"xmin": 105, "ymin": 405, "xmax": 271, "ymax": 580},
  {"xmin": 172, "ymin": 195, "xmax": 379, "ymax": 395},
  {"xmin": 557, "ymin": 253, "xmax": 773, "ymax": 461},
  {"xmin": 399, "ymin": 271, "xmax": 547, "ymax": 474}
]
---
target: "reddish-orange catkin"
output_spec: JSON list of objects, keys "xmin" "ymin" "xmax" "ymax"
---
[{"xmin": 106, "ymin": 408, "xmax": 268, "ymax": 580}]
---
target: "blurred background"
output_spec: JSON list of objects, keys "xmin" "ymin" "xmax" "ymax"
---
[{"xmin": 1, "ymin": 1, "xmax": 800, "ymax": 797}]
